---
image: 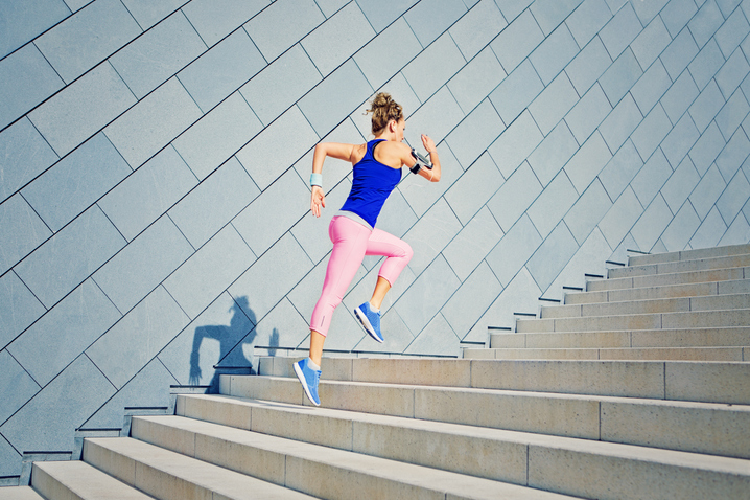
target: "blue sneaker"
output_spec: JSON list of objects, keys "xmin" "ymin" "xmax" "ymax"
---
[
  {"xmin": 355, "ymin": 302, "xmax": 383, "ymax": 343},
  {"xmin": 294, "ymin": 358, "xmax": 321, "ymax": 406}
]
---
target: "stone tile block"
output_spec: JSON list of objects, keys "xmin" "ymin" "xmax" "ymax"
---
[
  {"xmin": 631, "ymin": 148, "xmax": 674, "ymax": 207},
  {"xmin": 445, "ymin": 99, "xmax": 505, "ymax": 169},
  {"xmin": 527, "ymin": 171, "xmax": 579, "ymax": 238},
  {"xmin": 302, "ymin": 2, "xmax": 375, "ymax": 77},
  {"xmin": 299, "ymin": 60, "xmax": 373, "ymax": 137},
  {"xmin": 164, "ymin": 224, "xmax": 256, "ymax": 320},
  {"xmin": 442, "ymin": 261, "xmax": 503, "ymax": 336},
  {"xmin": 490, "ymin": 9, "xmax": 544, "ymax": 73},
  {"xmin": 0, "ymin": 43, "xmax": 63, "ymax": 130},
  {"xmin": 529, "ymin": 23, "xmax": 580, "ymax": 86},
  {"xmin": 689, "ymin": 121, "xmax": 727, "ymax": 174},
  {"xmin": 599, "ymin": 2, "xmax": 641, "ymax": 59},
  {"xmin": 468, "ymin": 267, "xmax": 540, "ymax": 338},
  {"xmin": 530, "ymin": 0, "xmax": 584, "ymax": 35},
  {"xmin": 487, "ymin": 109, "xmax": 544, "ymax": 177},
  {"xmin": 445, "ymin": 153, "xmax": 504, "ymax": 225},
  {"xmin": 104, "ymin": 77, "xmax": 202, "ymax": 168},
  {"xmin": 15, "ymin": 206, "xmax": 125, "ymax": 309},
  {"xmin": 600, "ymin": 49, "xmax": 643, "ymax": 107},
  {"xmin": 566, "ymin": 0, "xmax": 612, "ymax": 49},
  {"xmin": 449, "ymin": 0, "xmax": 507, "ymax": 60},
  {"xmin": 716, "ymin": 88, "xmax": 750, "ymax": 139},
  {"xmin": 660, "ymin": 27, "xmax": 700, "ymax": 81},
  {"xmin": 401, "ymin": 86, "xmax": 465, "ymax": 147},
  {"xmin": 403, "ymin": 313, "xmax": 460, "ymax": 356},
  {"xmin": 598, "ymin": 186, "xmax": 644, "ymax": 248},
  {"xmin": 0, "ymin": 118, "xmax": 59, "ymax": 202},
  {"xmin": 93, "ymin": 216, "xmax": 193, "ymax": 314},
  {"xmin": 110, "ymin": 11, "xmax": 207, "ymax": 99},
  {"xmin": 22, "ymin": 133, "xmax": 131, "ymax": 232},
  {"xmin": 241, "ymin": 45, "xmax": 322, "ymax": 127},
  {"xmin": 599, "ymin": 92, "xmax": 643, "ymax": 152},
  {"xmin": 229, "ymin": 232, "xmax": 313, "ymax": 322},
  {"xmin": 448, "ymin": 47, "xmax": 506, "ymax": 114},
  {"xmin": 399, "ymin": 146, "xmax": 463, "ymax": 218},
  {"xmin": 354, "ymin": 19, "xmax": 421, "ymax": 92},
  {"xmin": 689, "ymin": 0, "xmax": 724, "ymax": 48},
  {"xmin": 661, "ymin": 113, "xmax": 701, "ymax": 166},
  {"xmin": 565, "ymin": 82, "xmax": 611, "ymax": 143},
  {"xmin": 0, "ymin": 271, "xmax": 45, "ymax": 348},
  {"xmin": 632, "ymin": 60, "xmax": 672, "ymax": 116},
  {"xmin": 689, "ymin": 80, "xmax": 727, "ymax": 133},
  {"xmin": 0, "ymin": 194, "xmax": 51, "ymax": 277},
  {"xmin": 487, "ymin": 161, "xmax": 542, "ymax": 232},
  {"xmin": 717, "ymin": 168, "xmax": 750, "ymax": 223},
  {"xmin": 86, "ymin": 286, "xmax": 189, "ymax": 389},
  {"xmin": 546, "ymin": 227, "xmax": 611, "ymax": 297},
  {"xmin": 716, "ymin": 47, "xmax": 750, "ymax": 99},
  {"xmin": 35, "ymin": 0, "xmax": 141, "ymax": 83},
  {"xmin": 356, "ymin": 0, "xmax": 418, "ymax": 32},
  {"xmin": 661, "ymin": 0, "xmax": 699, "ymax": 38},
  {"xmin": 393, "ymin": 254, "xmax": 461, "ymax": 335},
  {"xmin": 527, "ymin": 221, "xmax": 580, "ymax": 291},
  {"xmin": 631, "ymin": 16, "xmax": 672, "ymax": 70},
  {"xmin": 716, "ymin": 7, "xmax": 750, "ymax": 57},
  {"xmin": 529, "ymin": 72, "xmax": 580, "ymax": 135},
  {"xmin": 631, "ymin": 194, "xmax": 675, "ymax": 250},
  {"xmin": 717, "ymin": 128, "xmax": 750, "ymax": 180},
  {"xmin": 0, "ymin": 349, "xmax": 40, "ymax": 424},
  {"xmin": 564, "ymin": 179, "xmax": 613, "ymax": 244},
  {"xmin": 0, "ymin": 0, "xmax": 70, "ymax": 56},
  {"xmin": 178, "ymin": 29, "xmax": 266, "ymax": 112},
  {"xmin": 690, "ymin": 205, "xmax": 728, "ymax": 247},
  {"xmin": 718, "ymin": 209, "xmax": 750, "ymax": 244},
  {"xmin": 121, "ymin": 0, "xmax": 184, "ymax": 30},
  {"xmin": 315, "ymin": 0, "xmax": 348, "ymax": 17},
  {"xmin": 403, "ymin": 0, "xmax": 467, "ymax": 47},
  {"xmin": 690, "ymin": 163, "xmax": 727, "ymax": 218},
  {"xmin": 564, "ymin": 131, "xmax": 612, "ymax": 193},
  {"xmin": 528, "ymin": 122, "xmax": 580, "ymax": 186},
  {"xmin": 600, "ymin": 138, "xmax": 645, "ymax": 200},
  {"xmin": 661, "ymin": 201, "xmax": 701, "ymax": 250},
  {"xmin": 402, "ymin": 198, "xmax": 463, "ymax": 276},
  {"xmin": 232, "ymin": 169, "xmax": 310, "ymax": 256},
  {"xmin": 245, "ymin": 0, "xmax": 325, "ymax": 62},
  {"xmin": 717, "ymin": 0, "xmax": 743, "ymax": 17},
  {"xmin": 7, "ymin": 278, "xmax": 120, "ymax": 387},
  {"xmin": 660, "ymin": 69, "xmax": 700, "ymax": 124},
  {"xmin": 488, "ymin": 59, "xmax": 543, "ymax": 125},
  {"xmin": 403, "ymin": 33, "xmax": 466, "ymax": 102},
  {"xmin": 443, "ymin": 206, "xmax": 504, "ymax": 281},
  {"xmin": 661, "ymin": 156, "xmax": 701, "ymax": 212},
  {"xmin": 181, "ymin": 0, "xmax": 269, "ymax": 46},
  {"xmin": 565, "ymin": 35, "xmax": 612, "ymax": 96},
  {"xmin": 689, "ymin": 39, "xmax": 726, "ymax": 91},
  {"xmin": 632, "ymin": 0, "xmax": 670, "ymax": 24},
  {"xmin": 98, "ymin": 146, "xmax": 197, "ymax": 242},
  {"xmin": 631, "ymin": 103, "xmax": 673, "ymax": 160},
  {"xmin": 494, "ymin": 0, "xmax": 533, "ymax": 22},
  {"xmin": 29, "ymin": 61, "xmax": 136, "ymax": 158}
]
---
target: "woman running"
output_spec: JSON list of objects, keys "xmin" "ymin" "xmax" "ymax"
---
[{"xmin": 294, "ymin": 92, "xmax": 441, "ymax": 406}]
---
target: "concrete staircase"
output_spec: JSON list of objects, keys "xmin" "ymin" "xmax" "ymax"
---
[{"xmin": 13, "ymin": 244, "xmax": 750, "ymax": 499}]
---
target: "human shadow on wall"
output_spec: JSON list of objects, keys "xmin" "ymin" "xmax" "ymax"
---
[{"xmin": 189, "ymin": 296, "xmax": 257, "ymax": 393}]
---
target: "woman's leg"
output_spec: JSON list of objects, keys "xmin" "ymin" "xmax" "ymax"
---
[{"xmin": 366, "ymin": 228, "xmax": 414, "ymax": 306}]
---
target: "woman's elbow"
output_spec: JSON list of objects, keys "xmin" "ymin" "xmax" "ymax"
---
[{"xmin": 431, "ymin": 171, "xmax": 441, "ymax": 182}]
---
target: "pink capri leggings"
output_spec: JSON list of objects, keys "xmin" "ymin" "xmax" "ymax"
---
[{"xmin": 310, "ymin": 216, "xmax": 413, "ymax": 337}]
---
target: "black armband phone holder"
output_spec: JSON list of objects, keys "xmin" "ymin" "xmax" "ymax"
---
[{"xmin": 410, "ymin": 148, "xmax": 433, "ymax": 175}]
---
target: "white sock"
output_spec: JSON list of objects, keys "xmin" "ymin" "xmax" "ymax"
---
[
  {"xmin": 307, "ymin": 358, "xmax": 321, "ymax": 371},
  {"xmin": 369, "ymin": 302, "xmax": 380, "ymax": 313}
]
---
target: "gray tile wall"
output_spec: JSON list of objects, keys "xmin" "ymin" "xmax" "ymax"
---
[{"xmin": 1, "ymin": 0, "xmax": 750, "ymax": 476}]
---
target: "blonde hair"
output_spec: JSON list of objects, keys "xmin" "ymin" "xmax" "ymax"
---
[{"xmin": 366, "ymin": 92, "xmax": 403, "ymax": 136}]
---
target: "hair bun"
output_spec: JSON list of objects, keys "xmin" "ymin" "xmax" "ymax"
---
[{"xmin": 366, "ymin": 92, "xmax": 403, "ymax": 136}]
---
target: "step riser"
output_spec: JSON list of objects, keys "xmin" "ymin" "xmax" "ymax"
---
[
  {"xmin": 30, "ymin": 464, "xmax": 77, "ymax": 500},
  {"xmin": 566, "ymin": 279, "xmax": 750, "ymax": 304},
  {"xmin": 466, "ymin": 346, "xmax": 748, "ymax": 362},
  {"xmin": 628, "ymin": 244, "xmax": 750, "ymax": 266},
  {"xmin": 543, "ymin": 294, "xmax": 750, "ymax": 319},
  {"xmin": 610, "ymin": 254, "xmax": 750, "ymax": 279},
  {"xmin": 30, "ymin": 461, "xmax": 151, "ymax": 500},
  {"xmin": 587, "ymin": 267, "xmax": 748, "ymax": 291}
]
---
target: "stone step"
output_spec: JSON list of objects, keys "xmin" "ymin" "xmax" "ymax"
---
[
  {"xmin": 129, "ymin": 414, "xmax": 576, "ymax": 500},
  {"xmin": 541, "ymin": 293, "xmax": 750, "ymax": 319},
  {"xmin": 464, "ymin": 346, "xmax": 748, "ymax": 362},
  {"xmin": 586, "ymin": 266, "xmax": 748, "ymax": 292},
  {"xmin": 609, "ymin": 253, "xmax": 750, "ymax": 279},
  {"xmin": 179, "ymin": 391, "xmax": 750, "ymax": 460},
  {"xmin": 30, "ymin": 460, "xmax": 151, "ymax": 500},
  {"xmin": 138, "ymin": 408, "xmax": 750, "ymax": 500},
  {"xmin": 516, "ymin": 309, "xmax": 750, "ymax": 334},
  {"xmin": 628, "ymin": 243, "xmax": 750, "ymax": 266},
  {"xmin": 83, "ymin": 436, "xmax": 317, "ymax": 500},
  {"xmin": 489, "ymin": 327, "xmax": 750, "ymax": 349},
  {"xmin": 0, "ymin": 486, "xmax": 46, "ymax": 499},
  {"xmin": 564, "ymin": 279, "xmax": 750, "ymax": 304}
]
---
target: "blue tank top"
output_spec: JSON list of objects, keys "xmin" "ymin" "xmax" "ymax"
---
[{"xmin": 340, "ymin": 139, "xmax": 402, "ymax": 228}]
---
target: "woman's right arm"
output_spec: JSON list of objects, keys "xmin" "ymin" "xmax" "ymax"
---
[{"xmin": 310, "ymin": 142, "xmax": 358, "ymax": 218}]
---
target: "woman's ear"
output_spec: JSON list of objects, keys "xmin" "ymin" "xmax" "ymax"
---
[{"xmin": 388, "ymin": 119, "xmax": 397, "ymax": 133}]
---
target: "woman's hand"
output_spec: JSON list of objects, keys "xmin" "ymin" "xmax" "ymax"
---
[
  {"xmin": 421, "ymin": 134, "xmax": 436, "ymax": 154},
  {"xmin": 310, "ymin": 185, "xmax": 326, "ymax": 218}
]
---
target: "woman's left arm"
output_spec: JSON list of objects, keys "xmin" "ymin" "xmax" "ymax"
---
[{"xmin": 416, "ymin": 134, "xmax": 441, "ymax": 182}]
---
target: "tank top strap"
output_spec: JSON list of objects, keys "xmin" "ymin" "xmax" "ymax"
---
[{"xmin": 365, "ymin": 139, "xmax": 386, "ymax": 161}]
